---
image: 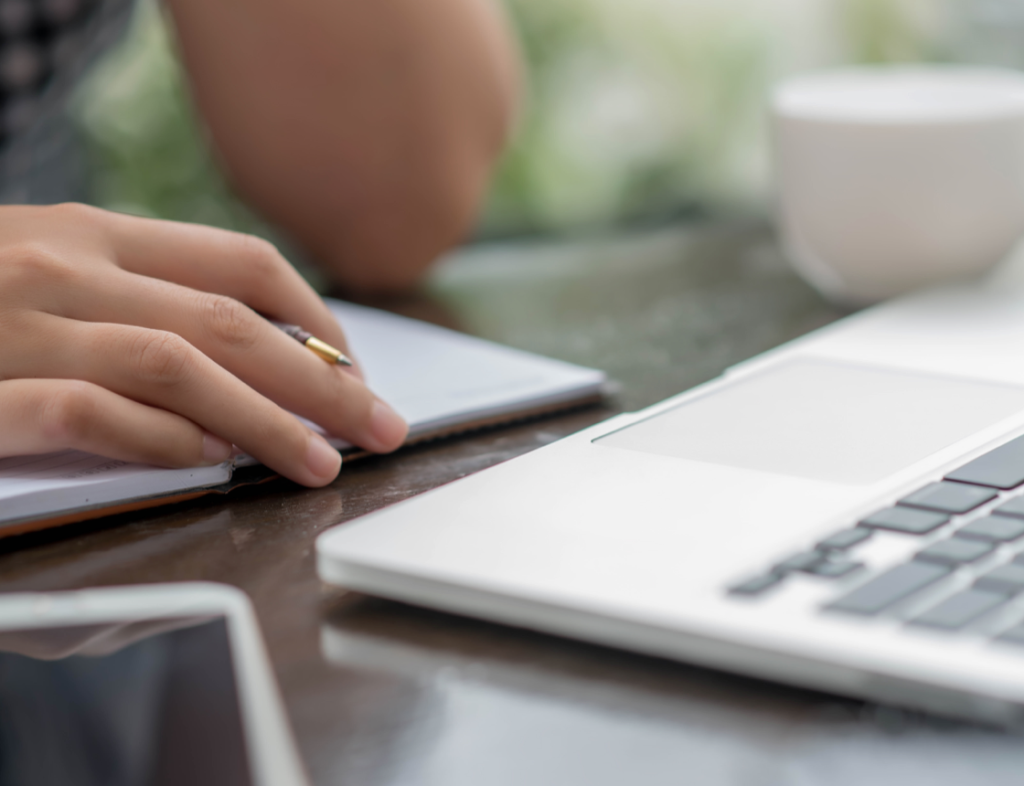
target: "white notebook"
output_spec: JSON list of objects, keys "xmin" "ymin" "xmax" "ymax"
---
[{"xmin": 0, "ymin": 300, "xmax": 606, "ymax": 533}]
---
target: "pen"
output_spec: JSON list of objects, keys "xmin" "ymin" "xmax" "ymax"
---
[{"xmin": 271, "ymin": 321, "xmax": 354, "ymax": 366}]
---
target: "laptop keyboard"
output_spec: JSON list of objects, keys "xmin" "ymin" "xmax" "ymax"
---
[{"xmin": 728, "ymin": 433, "xmax": 1024, "ymax": 645}]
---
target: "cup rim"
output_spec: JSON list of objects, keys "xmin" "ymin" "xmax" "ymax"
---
[{"xmin": 772, "ymin": 65, "xmax": 1024, "ymax": 125}]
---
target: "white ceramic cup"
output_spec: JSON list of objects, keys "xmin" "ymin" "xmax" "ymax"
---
[{"xmin": 772, "ymin": 66, "xmax": 1024, "ymax": 304}]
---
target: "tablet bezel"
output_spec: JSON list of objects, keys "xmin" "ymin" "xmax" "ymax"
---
[{"xmin": 0, "ymin": 582, "xmax": 308, "ymax": 786}]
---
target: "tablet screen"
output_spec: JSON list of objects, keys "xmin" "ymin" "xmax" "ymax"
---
[{"xmin": 0, "ymin": 617, "xmax": 252, "ymax": 786}]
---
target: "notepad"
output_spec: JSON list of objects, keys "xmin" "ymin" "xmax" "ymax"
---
[{"xmin": 0, "ymin": 299, "xmax": 606, "ymax": 535}]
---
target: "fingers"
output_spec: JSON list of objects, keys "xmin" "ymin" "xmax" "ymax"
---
[
  {"xmin": 0, "ymin": 379, "xmax": 233, "ymax": 468},
  {"xmin": 101, "ymin": 212, "xmax": 355, "ymax": 367},
  {"xmin": 58, "ymin": 271, "xmax": 408, "ymax": 452},
  {"xmin": 12, "ymin": 316, "xmax": 345, "ymax": 487},
  {"xmin": 0, "ymin": 206, "xmax": 406, "ymax": 484}
]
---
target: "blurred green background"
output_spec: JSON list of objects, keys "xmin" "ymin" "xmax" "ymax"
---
[{"xmin": 71, "ymin": 0, "xmax": 1005, "ymax": 267}]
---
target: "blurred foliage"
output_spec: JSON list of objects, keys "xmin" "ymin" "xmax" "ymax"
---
[
  {"xmin": 73, "ymin": 0, "xmax": 960, "ymax": 245},
  {"xmin": 840, "ymin": 0, "xmax": 949, "ymax": 63},
  {"xmin": 485, "ymin": 0, "xmax": 773, "ymax": 235},
  {"xmin": 73, "ymin": 1, "xmax": 324, "ymax": 286},
  {"xmin": 75, "ymin": 3, "xmax": 254, "ymax": 231}
]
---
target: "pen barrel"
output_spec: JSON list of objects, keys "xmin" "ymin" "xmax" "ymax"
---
[
  {"xmin": 304, "ymin": 336, "xmax": 344, "ymax": 364},
  {"xmin": 274, "ymin": 322, "xmax": 314, "ymax": 344}
]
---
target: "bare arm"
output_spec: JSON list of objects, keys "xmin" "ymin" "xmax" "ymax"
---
[{"xmin": 164, "ymin": 0, "xmax": 521, "ymax": 291}]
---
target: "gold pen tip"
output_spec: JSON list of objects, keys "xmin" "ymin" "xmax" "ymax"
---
[{"xmin": 304, "ymin": 336, "xmax": 355, "ymax": 367}]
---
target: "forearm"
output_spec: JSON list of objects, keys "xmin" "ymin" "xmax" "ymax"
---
[{"xmin": 164, "ymin": 0, "xmax": 520, "ymax": 292}]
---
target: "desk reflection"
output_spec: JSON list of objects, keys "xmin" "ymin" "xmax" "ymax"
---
[{"xmin": 321, "ymin": 598, "xmax": 1024, "ymax": 786}]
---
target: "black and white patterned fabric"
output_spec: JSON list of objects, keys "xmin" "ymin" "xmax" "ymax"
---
[{"xmin": 0, "ymin": 0, "xmax": 133, "ymax": 204}]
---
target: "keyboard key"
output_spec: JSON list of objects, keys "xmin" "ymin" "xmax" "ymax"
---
[
  {"xmin": 773, "ymin": 551, "xmax": 824, "ymax": 573},
  {"xmin": 729, "ymin": 574, "xmax": 782, "ymax": 596},
  {"xmin": 997, "ymin": 623, "xmax": 1024, "ymax": 645},
  {"xmin": 860, "ymin": 507, "xmax": 949, "ymax": 535},
  {"xmin": 808, "ymin": 559, "xmax": 862, "ymax": 578},
  {"xmin": 945, "ymin": 435, "xmax": 1024, "ymax": 489},
  {"xmin": 827, "ymin": 562, "xmax": 951, "ymax": 615},
  {"xmin": 994, "ymin": 496, "xmax": 1024, "ymax": 518},
  {"xmin": 817, "ymin": 528, "xmax": 872, "ymax": 551},
  {"xmin": 976, "ymin": 564, "xmax": 1024, "ymax": 595},
  {"xmin": 911, "ymin": 589, "xmax": 1006, "ymax": 629},
  {"xmin": 899, "ymin": 481, "xmax": 997, "ymax": 514},
  {"xmin": 915, "ymin": 537, "xmax": 995, "ymax": 565},
  {"xmin": 956, "ymin": 515, "xmax": 1024, "ymax": 543}
]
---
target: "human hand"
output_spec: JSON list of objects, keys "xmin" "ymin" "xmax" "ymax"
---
[{"xmin": 0, "ymin": 204, "xmax": 408, "ymax": 486}]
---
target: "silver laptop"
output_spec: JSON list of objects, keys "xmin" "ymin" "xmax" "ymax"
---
[{"xmin": 318, "ymin": 282, "xmax": 1024, "ymax": 724}]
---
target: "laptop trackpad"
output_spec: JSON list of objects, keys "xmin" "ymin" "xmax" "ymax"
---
[{"xmin": 597, "ymin": 359, "xmax": 1024, "ymax": 485}]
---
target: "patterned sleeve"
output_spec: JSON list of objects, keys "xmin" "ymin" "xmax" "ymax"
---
[{"xmin": 0, "ymin": 0, "xmax": 134, "ymax": 204}]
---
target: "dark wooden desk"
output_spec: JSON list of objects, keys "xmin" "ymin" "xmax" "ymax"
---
[{"xmin": 1, "ymin": 222, "xmax": 1020, "ymax": 785}]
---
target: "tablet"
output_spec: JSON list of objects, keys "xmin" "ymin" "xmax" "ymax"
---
[{"xmin": 0, "ymin": 582, "xmax": 307, "ymax": 786}]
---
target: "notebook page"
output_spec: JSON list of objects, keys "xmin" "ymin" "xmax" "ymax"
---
[
  {"xmin": 326, "ymin": 300, "xmax": 606, "ymax": 440},
  {"xmin": 0, "ymin": 451, "xmax": 232, "ymax": 523},
  {"xmin": 0, "ymin": 301, "xmax": 605, "ymax": 523}
]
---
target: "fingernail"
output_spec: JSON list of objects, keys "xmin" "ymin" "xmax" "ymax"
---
[
  {"xmin": 201, "ymin": 433, "xmax": 233, "ymax": 465},
  {"xmin": 368, "ymin": 400, "xmax": 408, "ymax": 452},
  {"xmin": 305, "ymin": 433, "xmax": 342, "ymax": 481}
]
